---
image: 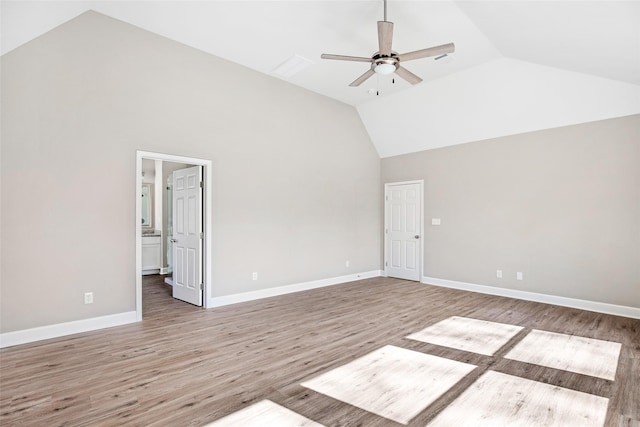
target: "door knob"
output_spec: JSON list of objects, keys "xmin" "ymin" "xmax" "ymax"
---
[
  {"xmin": 170, "ymin": 239, "xmax": 177, "ymax": 243},
  {"xmin": 414, "ymin": 235, "xmax": 420, "ymax": 239}
]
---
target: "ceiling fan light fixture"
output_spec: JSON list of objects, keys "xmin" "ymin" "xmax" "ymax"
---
[{"xmin": 374, "ymin": 62, "xmax": 396, "ymax": 75}]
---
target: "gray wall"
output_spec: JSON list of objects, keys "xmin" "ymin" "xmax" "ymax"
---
[
  {"xmin": 1, "ymin": 11, "xmax": 381, "ymax": 333},
  {"xmin": 382, "ymin": 115, "xmax": 640, "ymax": 308}
]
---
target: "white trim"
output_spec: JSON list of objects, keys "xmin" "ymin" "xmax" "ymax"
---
[
  {"xmin": 383, "ymin": 180, "xmax": 424, "ymax": 280},
  {"xmin": 0, "ymin": 311, "xmax": 137, "ymax": 348},
  {"xmin": 136, "ymin": 154, "xmax": 142, "ymax": 320},
  {"xmin": 136, "ymin": 150, "xmax": 214, "ymax": 321},
  {"xmin": 154, "ymin": 160, "xmax": 164, "ymax": 274},
  {"xmin": 160, "ymin": 267, "xmax": 169, "ymax": 275},
  {"xmin": 422, "ymin": 276, "xmax": 640, "ymax": 320},
  {"xmin": 208, "ymin": 270, "xmax": 382, "ymax": 307}
]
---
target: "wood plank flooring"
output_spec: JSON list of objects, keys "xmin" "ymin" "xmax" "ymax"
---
[{"xmin": 1, "ymin": 276, "xmax": 638, "ymax": 426}]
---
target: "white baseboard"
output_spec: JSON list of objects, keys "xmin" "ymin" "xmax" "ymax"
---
[
  {"xmin": 160, "ymin": 267, "xmax": 169, "ymax": 275},
  {"xmin": 10, "ymin": 273, "xmax": 631, "ymax": 348},
  {"xmin": 0, "ymin": 311, "xmax": 138, "ymax": 348},
  {"xmin": 422, "ymin": 276, "xmax": 640, "ymax": 319},
  {"xmin": 208, "ymin": 270, "xmax": 382, "ymax": 308},
  {"xmin": 0, "ymin": 271, "xmax": 382, "ymax": 348}
]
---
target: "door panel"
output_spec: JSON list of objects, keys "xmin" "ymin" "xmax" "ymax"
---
[
  {"xmin": 405, "ymin": 241, "xmax": 417, "ymax": 270},
  {"xmin": 175, "ymin": 246, "xmax": 184, "ymax": 285},
  {"xmin": 176, "ymin": 198, "xmax": 184, "ymax": 234},
  {"xmin": 391, "ymin": 240, "xmax": 402, "ymax": 267},
  {"xmin": 391, "ymin": 204, "xmax": 402, "ymax": 231},
  {"xmin": 172, "ymin": 166, "xmax": 203, "ymax": 306},
  {"xmin": 386, "ymin": 183, "xmax": 421, "ymax": 281},
  {"xmin": 188, "ymin": 196, "xmax": 197, "ymax": 234},
  {"xmin": 406, "ymin": 204, "xmax": 416, "ymax": 232}
]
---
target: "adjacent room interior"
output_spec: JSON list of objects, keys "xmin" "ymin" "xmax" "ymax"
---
[{"xmin": 1, "ymin": 1, "xmax": 638, "ymax": 426}]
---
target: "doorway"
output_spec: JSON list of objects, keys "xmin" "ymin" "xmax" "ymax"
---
[
  {"xmin": 135, "ymin": 151, "xmax": 213, "ymax": 321},
  {"xmin": 384, "ymin": 180, "xmax": 423, "ymax": 281}
]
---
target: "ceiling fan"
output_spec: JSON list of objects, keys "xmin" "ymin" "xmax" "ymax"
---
[{"xmin": 321, "ymin": 0, "xmax": 455, "ymax": 87}]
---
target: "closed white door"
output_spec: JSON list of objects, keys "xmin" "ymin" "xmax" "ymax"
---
[
  {"xmin": 385, "ymin": 182, "xmax": 422, "ymax": 281},
  {"xmin": 172, "ymin": 166, "xmax": 203, "ymax": 306}
]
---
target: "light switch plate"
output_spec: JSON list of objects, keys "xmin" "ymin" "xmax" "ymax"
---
[{"xmin": 432, "ymin": 218, "xmax": 441, "ymax": 226}]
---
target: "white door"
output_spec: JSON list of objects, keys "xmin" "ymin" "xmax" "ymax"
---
[
  {"xmin": 385, "ymin": 182, "xmax": 422, "ymax": 281},
  {"xmin": 172, "ymin": 166, "xmax": 203, "ymax": 306}
]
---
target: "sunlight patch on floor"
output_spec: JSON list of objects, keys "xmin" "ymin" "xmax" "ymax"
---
[
  {"xmin": 407, "ymin": 316, "xmax": 524, "ymax": 356},
  {"xmin": 301, "ymin": 345, "xmax": 476, "ymax": 425},
  {"xmin": 205, "ymin": 400, "xmax": 324, "ymax": 427},
  {"xmin": 427, "ymin": 371, "xmax": 609, "ymax": 427},
  {"xmin": 505, "ymin": 329, "xmax": 622, "ymax": 380}
]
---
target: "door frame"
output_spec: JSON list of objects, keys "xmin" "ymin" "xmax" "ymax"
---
[
  {"xmin": 383, "ymin": 180, "xmax": 424, "ymax": 280},
  {"xmin": 135, "ymin": 150, "xmax": 213, "ymax": 320}
]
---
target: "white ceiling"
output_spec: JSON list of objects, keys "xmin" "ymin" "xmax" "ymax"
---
[{"xmin": 2, "ymin": 1, "xmax": 640, "ymax": 156}]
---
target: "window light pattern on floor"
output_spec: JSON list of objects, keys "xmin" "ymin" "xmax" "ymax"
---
[
  {"xmin": 214, "ymin": 317, "xmax": 622, "ymax": 425},
  {"xmin": 504, "ymin": 329, "xmax": 622, "ymax": 380},
  {"xmin": 301, "ymin": 345, "xmax": 476, "ymax": 425},
  {"xmin": 205, "ymin": 400, "xmax": 324, "ymax": 427},
  {"xmin": 406, "ymin": 316, "xmax": 524, "ymax": 356},
  {"xmin": 427, "ymin": 371, "xmax": 609, "ymax": 427}
]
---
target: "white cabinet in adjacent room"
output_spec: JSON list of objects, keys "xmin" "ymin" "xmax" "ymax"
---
[{"xmin": 142, "ymin": 235, "xmax": 161, "ymax": 274}]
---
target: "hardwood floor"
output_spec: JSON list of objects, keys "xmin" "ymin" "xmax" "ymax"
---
[{"xmin": 1, "ymin": 276, "xmax": 638, "ymax": 426}]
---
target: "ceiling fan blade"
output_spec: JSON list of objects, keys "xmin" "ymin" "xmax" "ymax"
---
[
  {"xmin": 349, "ymin": 69, "xmax": 376, "ymax": 87},
  {"xmin": 395, "ymin": 66, "xmax": 423, "ymax": 85},
  {"xmin": 321, "ymin": 54, "xmax": 372, "ymax": 63},
  {"xmin": 377, "ymin": 21, "xmax": 394, "ymax": 56},
  {"xmin": 397, "ymin": 43, "xmax": 455, "ymax": 62}
]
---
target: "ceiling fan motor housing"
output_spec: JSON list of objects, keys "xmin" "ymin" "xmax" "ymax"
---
[{"xmin": 372, "ymin": 53, "xmax": 399, "ymax": 75}]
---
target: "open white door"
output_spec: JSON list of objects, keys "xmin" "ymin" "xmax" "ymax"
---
[
  {"xmin": 385, "ymin": 182, "xmax": 422, "ymax": 281},
  {"xmin": 172, "ymin": 166, "xmax": 203, "ymax": 306}
]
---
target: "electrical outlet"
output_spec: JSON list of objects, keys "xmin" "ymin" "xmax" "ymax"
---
[
  {"xmin": 346, "ymin": 260, "xmax": 350, "ymax": 267},
  {"xmin": 84, "ymin": 292, "xmax": 93, "ymax": 304},
  {"xmin": 517, "ymin": 272, "xmax": 523, "ymax": 281},
  {"xmin": 252, "ymin": 272, "xmax": 258, "ymax": 281},
  {"xmin": 431, "ymin": 218, "xmax": 441, "ymax": 226},
  {"xmin": 496, "ymin": 270, "xmax": 503, "ymax": 278}
]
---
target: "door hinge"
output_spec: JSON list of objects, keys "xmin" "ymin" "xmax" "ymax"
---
[
  {"xmin": 200, "ymin": 283, "xmax": 203, "ymax": 290},
  {"xmin": 385, "ymin": 195, "xmax": 388, "ymax": 201},
  {"xmin": 200, "ymin": 232, "xmax": 204, "ymax": 239},
  {"xmin": 385, "ymin": 228, "xmax": 388, "ymax": 234},
  {"xmin": 199, "ymin": 181, "xmax": 203, "ymax": 188},
  {"xmin": 385, "ymin": 261, "xmax": 388, "ymax": 267}
]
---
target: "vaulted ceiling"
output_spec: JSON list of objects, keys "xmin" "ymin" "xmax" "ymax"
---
[{"xmin": 2, "ymin": 1, "xmax": 639, "ymax": 157}]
